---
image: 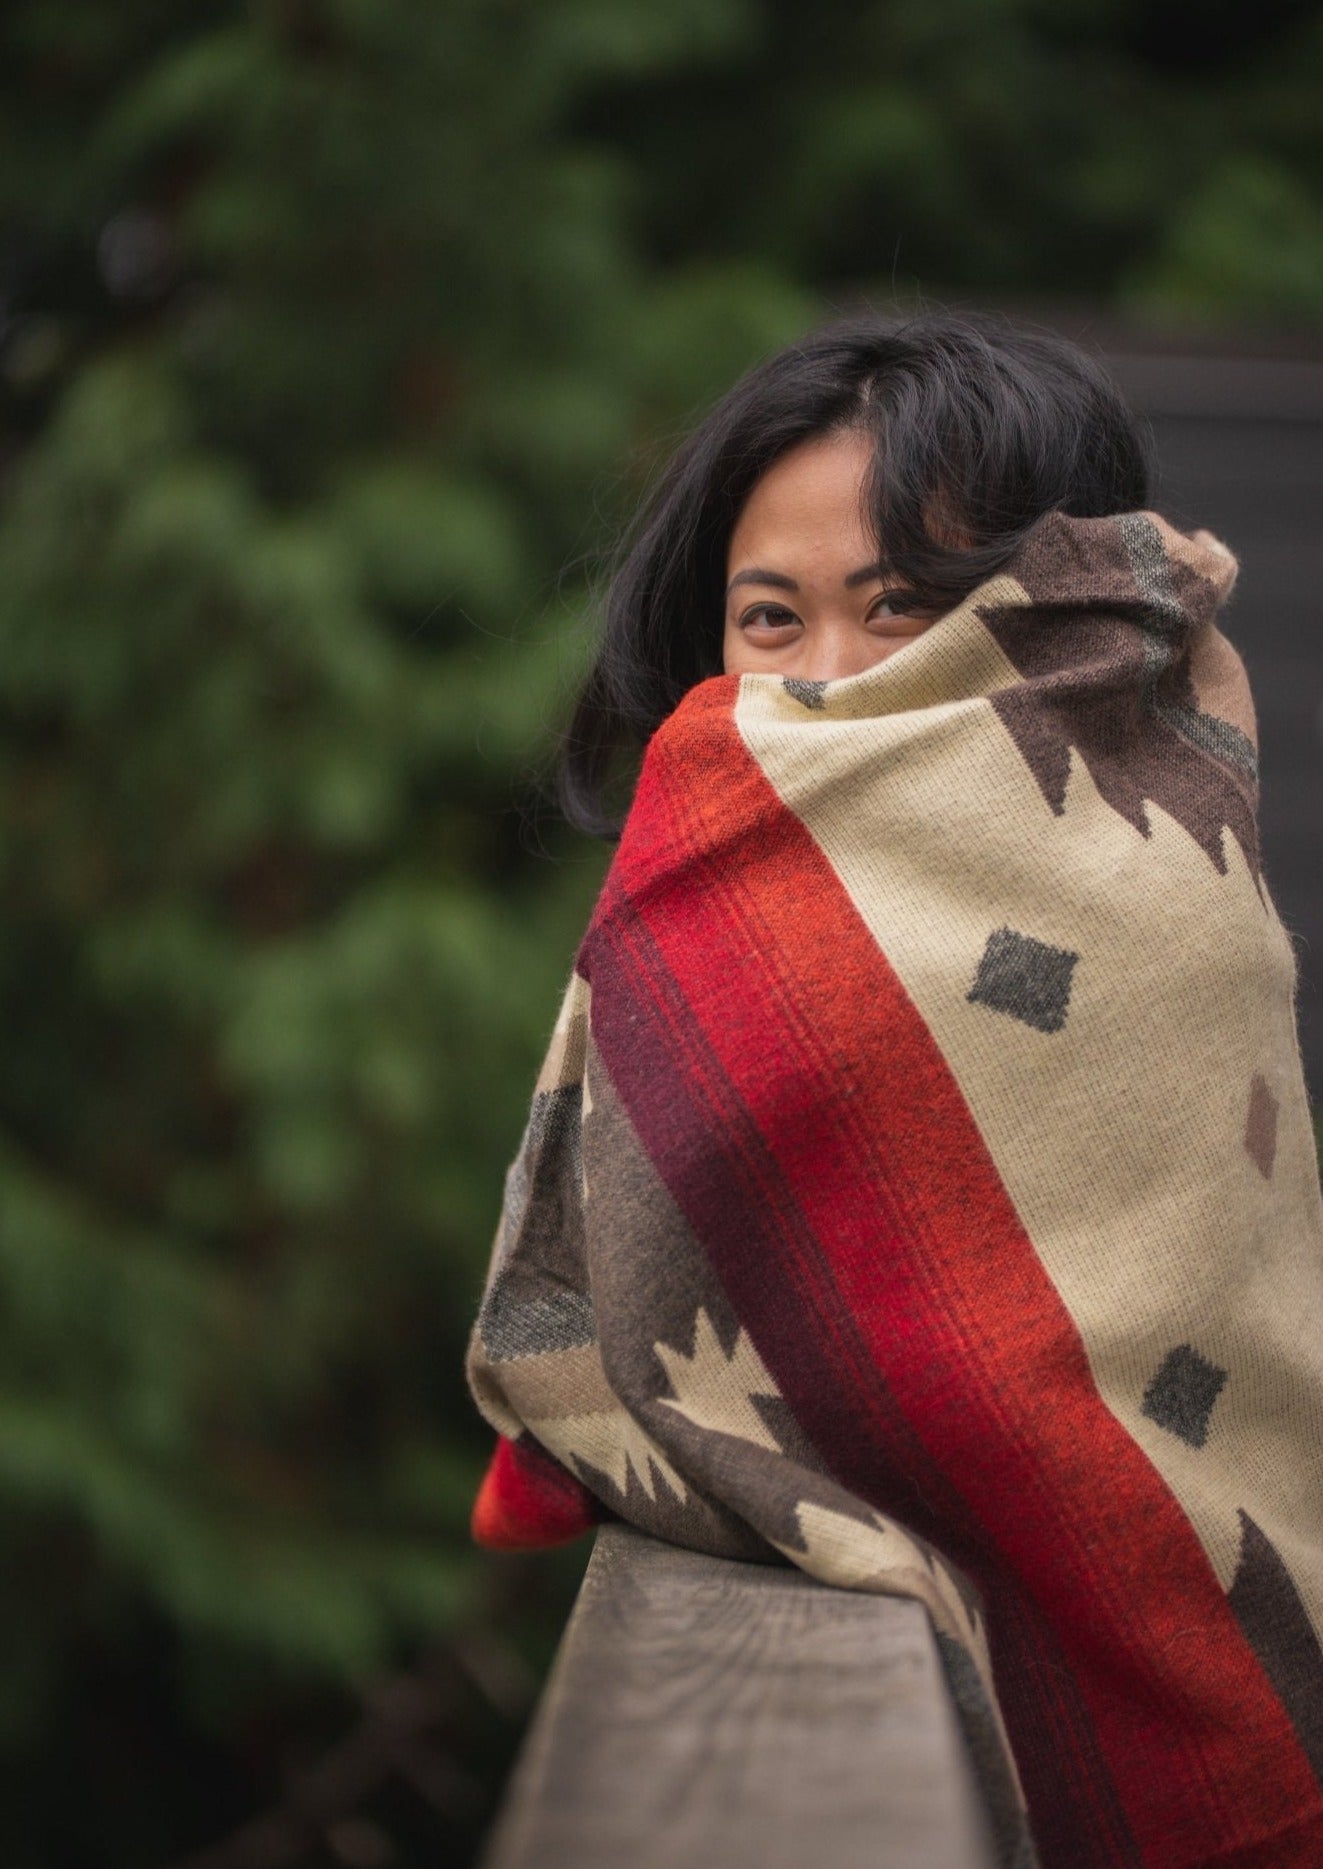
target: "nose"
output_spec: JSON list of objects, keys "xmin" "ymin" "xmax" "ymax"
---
[{"xmin": 794, "ymin": 618, "xmax": 887, "ymax": 683}]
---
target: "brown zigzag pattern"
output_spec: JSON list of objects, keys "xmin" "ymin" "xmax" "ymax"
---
[{"xmin": 979, "ymin": 512, "xmax": 1260, "ymax": 883}]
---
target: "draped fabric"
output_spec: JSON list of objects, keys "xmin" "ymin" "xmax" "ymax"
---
[{"xmin": 466, "ymin": 511, "xmax": 1323, "ymax": 1868}]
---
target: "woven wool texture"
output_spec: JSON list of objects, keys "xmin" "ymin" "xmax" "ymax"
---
[{"xmin": 466, "ymin": 510, "xmax": 1323, "ymax": 1869}]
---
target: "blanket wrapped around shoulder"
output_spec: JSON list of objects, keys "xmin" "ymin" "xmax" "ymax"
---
[{"xmin": 466, "ymin": 510, "xmax": 1323, "ymax": 1869}]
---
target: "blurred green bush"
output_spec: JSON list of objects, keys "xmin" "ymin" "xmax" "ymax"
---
[{"xmin": 1, "ymin": 1, "xmax": 1321, "ymax": 1863}]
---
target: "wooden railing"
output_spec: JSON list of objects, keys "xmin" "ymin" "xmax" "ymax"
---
[{"xmin": 480, "ymin": 1524, "xmax": 997, "ymax": 1869}]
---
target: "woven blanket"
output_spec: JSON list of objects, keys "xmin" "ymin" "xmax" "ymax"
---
[{"xmin": 466, "ymin": 510, "xmax": 1323, "ymax": 1868}]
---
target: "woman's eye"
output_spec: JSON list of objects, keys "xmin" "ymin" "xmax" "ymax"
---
[
  {"xmin": 872, "ymin": 590, "xmax": 921, "ymax": 620},
  {"xmin": 742, "ymin": 605, "xmax": 799, "ymax": 630}
]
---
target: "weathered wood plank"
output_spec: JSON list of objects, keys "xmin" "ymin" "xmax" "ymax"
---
[{"xmin": 481, "ymin": 1525, "xmax": 996, "ymax": 1869}]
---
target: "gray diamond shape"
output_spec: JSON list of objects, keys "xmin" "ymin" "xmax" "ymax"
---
[
  {"xmin": 1142, "ymin": 1344, "xmax": 1227, "ymax": 1449},
  {"xmin": 967, "ymin": 927, "xmax": 1079, "ymax": 1034},
  {"xmin": 783, "ymin": 678, "xmax": 827, "ymax": 711}
]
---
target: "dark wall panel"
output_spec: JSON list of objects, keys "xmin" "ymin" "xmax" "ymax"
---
[{"xmin": 1108, "ymin": 383, "xmax": 1323, "ymax": 1100}]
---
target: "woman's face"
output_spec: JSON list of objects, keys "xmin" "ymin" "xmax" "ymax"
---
[{"xmin": 722, "ymin": 429, "xmax": 939, "ymax": 681}]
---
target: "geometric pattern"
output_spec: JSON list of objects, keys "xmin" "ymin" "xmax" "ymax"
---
[
  {"xmin": 980, "ymin": 511, "xmax": 1260, "ymax": 882},
  {"xmin": 549, "ymin": 1405, "xmax": 687, "ymax": 1505},
  {"xmin": 782, "ymin": 677, "xmax": 828, "ymax": 711},
  {"xmin": 1156, "ymin": 701, "xmax": 1259, "ymax": 781},
  {"xmin": 1228, "ymin": 1511, "xmax": 1323, "ymax": 1784},
  {"xmin": 967, "ymin": 926, "xmax": 1080, "ymax": 1034},
  {"xmin": 653, "ymin": 1308, "xmax": 783, "ymax": 1452},
  {"xmin": 478, "ymin": 1279, "xmax": 595, "ymax": 1363},
  {"xmin": 1141, "ymin": 1344, "xmax": 1228, "ymax": 1449}
]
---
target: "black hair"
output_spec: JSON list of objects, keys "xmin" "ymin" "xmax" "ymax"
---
[{"xmin": 560, "ymin": 308, "xmax": 1152, "ymax": 837}]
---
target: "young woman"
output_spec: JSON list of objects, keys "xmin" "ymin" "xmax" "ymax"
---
[{"xmin": 467, "ymin": 311, "xmax": 1323, "ymax": 1868}]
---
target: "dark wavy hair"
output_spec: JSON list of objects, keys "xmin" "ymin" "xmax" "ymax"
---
[{"xmin": 561, "ymin": 308, "xmax": 1152, "ymax": 837}]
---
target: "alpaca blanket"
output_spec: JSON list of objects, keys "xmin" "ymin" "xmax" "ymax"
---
[{"xmin": 466, "ymin": 510, "xmax": 1323, "ymax": 1868}]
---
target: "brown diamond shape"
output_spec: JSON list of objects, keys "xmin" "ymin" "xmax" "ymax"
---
[{"xmin": 1244, "ymin": 1073, "xmax": 1279, "ymax": 1180}]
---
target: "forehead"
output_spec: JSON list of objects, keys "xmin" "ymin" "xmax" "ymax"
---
[{"xmin": 727, "ymin": 430, "xmax": 875, "ymax": 571}]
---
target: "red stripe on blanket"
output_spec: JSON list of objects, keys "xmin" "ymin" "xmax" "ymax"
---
[
  {"xmin": 584, "ymin": 677, "xmax": 1323, "ymax": 1868},
  {"xmin": 589, "ymin": 910, "xmax": 1139, "ymax": 1867}
]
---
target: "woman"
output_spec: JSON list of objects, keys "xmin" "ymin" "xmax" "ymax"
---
[{"xmin": 466, "ymin": 311, "xmax": 1323, "ymax": 1867}]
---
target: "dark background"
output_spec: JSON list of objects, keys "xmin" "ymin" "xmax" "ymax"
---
[
  {"xmin": 1, "ymin": 4, "xmax": 1320, "ymax": 1865},
  {"xmin": 1108, "ymin": 347, "xmax": 1323, "ymax": 1089}
]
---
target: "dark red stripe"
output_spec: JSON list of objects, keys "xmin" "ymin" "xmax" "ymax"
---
[
  {"xmin": 584, "ymin": 678, "xmax": 1323, "ymax": 1866},
  {"xmin": 589, "ymin": 907, "xmax": 1137, "ymax": 1867}
]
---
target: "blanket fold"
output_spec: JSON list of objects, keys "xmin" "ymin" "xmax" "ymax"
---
[{"xmin": 467, "ymin": 510, "xmax": 1323, "ymax": 1869}]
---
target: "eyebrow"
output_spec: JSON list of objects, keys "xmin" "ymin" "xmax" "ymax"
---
[{"xmin": 724, "ymin": 561, "xmax": 890, "ymax": 598}]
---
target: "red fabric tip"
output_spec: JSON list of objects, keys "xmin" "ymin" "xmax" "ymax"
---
[{"xmin": 471, "ymin": 1433, "xmax": 605, "ymax": 1550}]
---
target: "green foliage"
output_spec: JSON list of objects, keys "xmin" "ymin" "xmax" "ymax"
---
[
  {"xmin": 576, "ymin": 0, "xmax": 1323, "ymax": 322},
  {"xmin": 2, "ymin": 0, "xmax": 1322, "ymax": 1862},
  {"xmin": 1124, "ymin": 156, "xmax": 1323, "ymax": 325},
  {"xmin": 0, "ymin": 2, "xmax": 810, "ymax": 1860}
]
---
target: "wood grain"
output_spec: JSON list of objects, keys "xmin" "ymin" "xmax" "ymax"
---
[{"xmin": 481, "ymin": 1525, "xmax": 996, "ymax": 1869}]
